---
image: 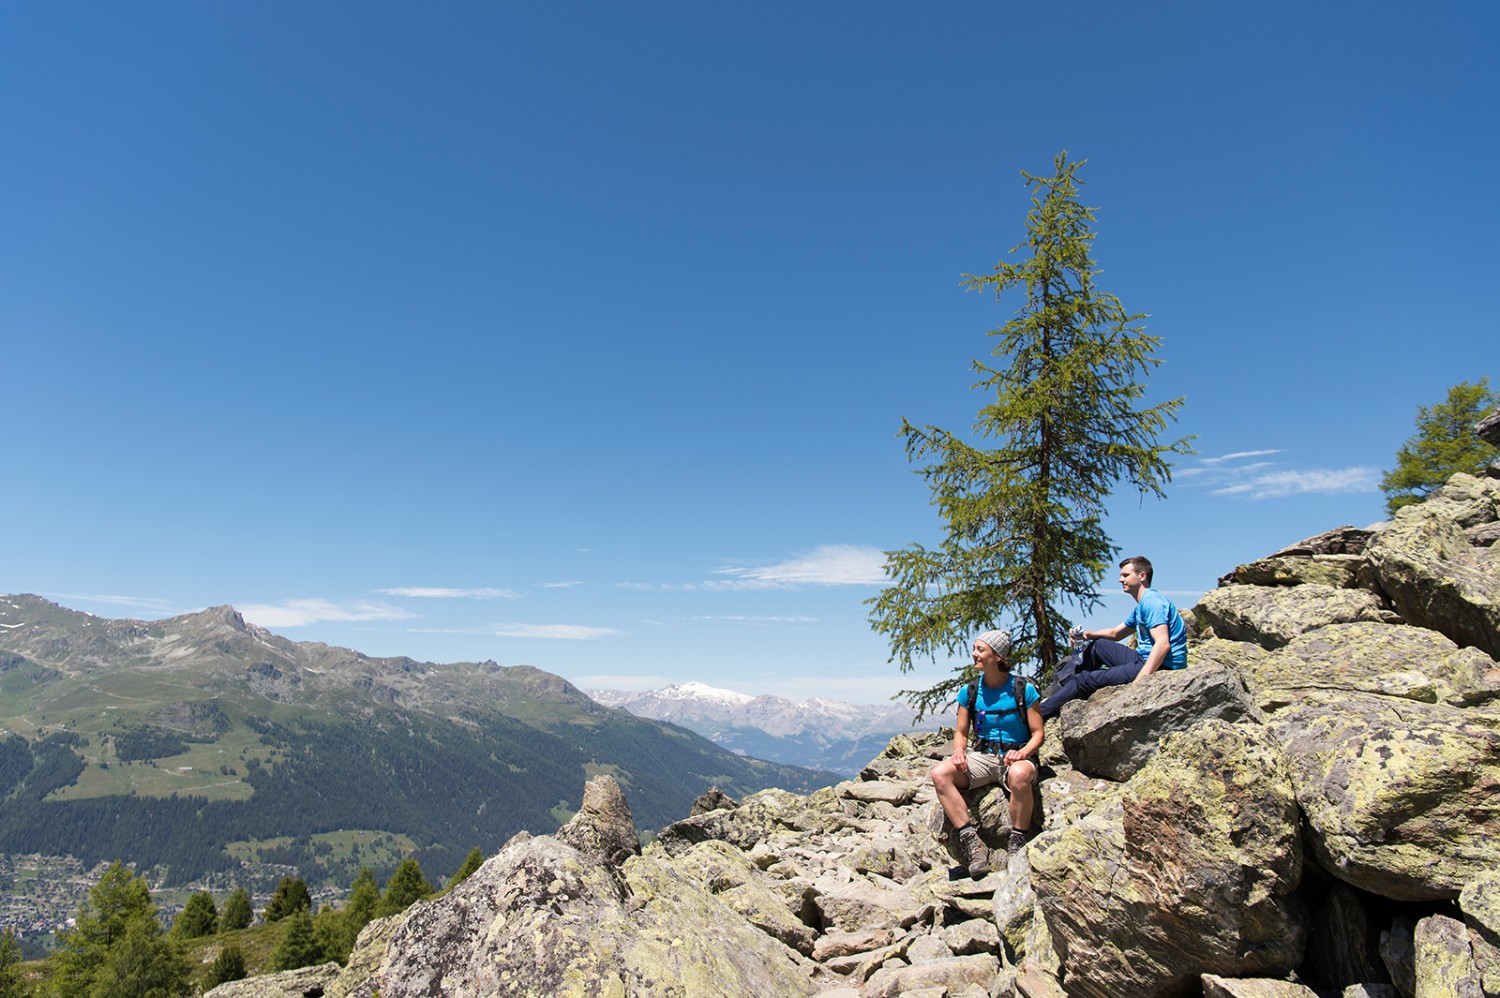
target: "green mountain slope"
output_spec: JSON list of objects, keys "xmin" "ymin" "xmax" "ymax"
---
[{"xmin": 0, "ymin": 594, "xmax": 839, "ymax": 885}]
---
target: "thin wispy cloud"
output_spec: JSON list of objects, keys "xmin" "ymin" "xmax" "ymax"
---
[
  {"xmin": 708, "ymin": 544, "xmax": 887, "ymax": 590},
  {"xmin": 375, "ymin": 587, "xmax": 519, "ymax": 600},
  {"xmin": 541, "ymin": 581, "xmax": 581, "ymax": 589},
  {"xmin": 239, "ymin": 599, "xmax": 417, "ymax": 628},
  {"xmin": 1212, "ymin": 467, "xmax": 1379, "ymax": 500},
  {"xmin": 1200, "ymin": 449, "xmax": 1282, "ymax": 465},
  {"xmin": 45, "ymin": 593, "xmax": 178, "ymax": 613},
  {"xmin": 1177, "ymin": 449, "xmax": 1377, "ymax": 501},
  {"xmin": 486, "ymin": 623, "xmax": 622, "ymax": 640},
  {"xmin": 690, "ymin": 614, "xmax": 820, "ymax": 624}
]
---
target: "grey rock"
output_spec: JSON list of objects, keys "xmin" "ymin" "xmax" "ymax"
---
[
  {"xmin": 1200, "ymin": 975, "xmax": 1320, "ymax": 997},
  {"xmin": 205, "ymin": 963, "xmax": 342, "ymax": 998},
  {"xmin": 554, "ymin": 773, "xmax": 640, "ymax": 869},
  {"xmin": 1031, "ymin": 721, "xmax": 1305, "ymax": 997},
  {"xmin": 1304, "ymin": 884, "xmax": 1384, "ymax": 991},
  {"xmin": 1265, "ymin": 692, "xmax": 1500, "ymax": 901},
  {"xmin": 1273, "ymin": 526, "xmax": 1378, "ymax": 557},
  {"xmin": 1060, "ymin": 664, "xmax": 1263, "ymax": 781},
  {"xmin": 1362, "ymin": 475, "xmax": 1500, "ymax": 658},
  {"xmin": 1380, "ymin": 916, "xmax": 1417, "ymax": 998},
  {"xmin": 1223, "ymin": 554, "xmax": 1364, "ymax": 589},
  {"xmin": 1479, "ymin": 410, "xmax": 1500, "ymax": 448},
  {"xmin": 1458, "ymin": 869, "xmax": 1500, "ymax": 997},
  {"xmin": 1195, "ymin": 583, "xmax": 1390, "ymax": 649},
  {"xmin": 860, "ymin": 955, "xmax": 999, "ymax": 998},
  {"xmin": 1413, "ymin": 914, "xmax": 1483, "ymax": 997}
]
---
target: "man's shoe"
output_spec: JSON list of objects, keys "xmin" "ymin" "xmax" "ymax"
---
[
  {"xmin": 1007, "ymin": 829, "xmax": 1029, "ymax": 864},
  {"xmin": 957, "ymin": 826, "xmax": 989, "ymax": 879}
]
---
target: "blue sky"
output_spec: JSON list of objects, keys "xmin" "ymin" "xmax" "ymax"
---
[{"xmin": 4, "ymin": 3, "xmax": 1496, "ymax": 706}]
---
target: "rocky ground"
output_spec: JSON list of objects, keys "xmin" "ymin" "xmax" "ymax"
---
[{"xmin": 208, "ymin": 467, "xmax": 1500, "ymax": 998}]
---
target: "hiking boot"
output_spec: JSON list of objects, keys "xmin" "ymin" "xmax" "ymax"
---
[
  {"xmin": 1007, "ymin": 829, "xmax": 1029, "ymax": 865},
  {"xmin": 957, "ymin": 826, "xmax": 989, "ymax": 879}
]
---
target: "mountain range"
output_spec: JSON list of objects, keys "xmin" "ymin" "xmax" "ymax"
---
[
  {"xmin": 586, "ymin": 681, "xmax": 923, "ymax": 777},
  {"xmin": 0, "ymin": 594, "xmax": 840, "ymax": 888}
]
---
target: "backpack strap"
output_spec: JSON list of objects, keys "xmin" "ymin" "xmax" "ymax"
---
[{"xmin": 965, "ymin": 679, "xmax": 979, "ymax": 738}]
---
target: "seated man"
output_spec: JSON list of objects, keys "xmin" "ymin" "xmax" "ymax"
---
[
  {"xmin": 929, "ymin": 629, "xmax": 1044, "ymax": 877},
  {"xmin": 1038, "ymin": 555, "xmax": 1187, "ymax": 720}
]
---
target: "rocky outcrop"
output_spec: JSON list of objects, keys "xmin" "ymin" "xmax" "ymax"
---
[{"xmin": 226, "ymin": 456, "xmax": 1500, "ymax": 998}]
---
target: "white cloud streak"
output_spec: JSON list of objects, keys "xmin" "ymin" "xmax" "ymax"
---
[
  {"xmin": 689, "ymin": 615, "xmax": 820, "ymax": 623},
  {"xmin": 238, "ymin": 599, "xmax": 417, "ymax": 628},
  {"xmin": 1211, "ymin": 467, "xmax": 1380, "ymax": 500},
  {"xmin": 375, "ymin": 587, "xmax": 519, "ymax": 600},
  {"xmin": 45, "ymin": 593, "xmax": 177, "ymax": 612},
  {"xmin": 1177, "ymin": 448, "xmax": 1378, "ymax": 501},
  {"xmin": 708, "ymin": 545, "xmax": 887, "ymax": 589},
  {"xmin": 485, "ymin": 623, "xmax": 622, "ymax": 640}
]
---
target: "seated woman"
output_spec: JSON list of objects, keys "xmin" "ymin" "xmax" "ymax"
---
[{"xmin": 929, "ymin": 629, "xmax": 1044, "ymax": 877}]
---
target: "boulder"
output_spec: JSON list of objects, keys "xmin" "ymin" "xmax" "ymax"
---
[
  {"xmin": 1195, "ymin": 584, "xmax": 1391, "ymax": 649},
  {"xmin": 1223, "ymin": 554, "xmax": 1364, "ymax": 589},
  {"xmin": 860, "ymin": 955, "xmax": 999, "ymax": 998},
  {"xmin": 1030, "ymin": 720, "xmax": 1305, "ymax": 997},
  {"xmin": 1272, "ymin": 527, "xmax": 1377, "ymax": 557},
  {"xmin": 668, "ymin": 839, "xmax": 817, "ymax": 954},
  {"xmin": 1478, "ymin": 410, "xmax": 1500, "ymax": 448},
  {"xmin": 1380, "ymin": 916, "xmax": 1417, "ymax": 998},
  {"xmin": 1241, "ymin": 621, "xmax": 1498, "ymax": 709},
  {"xmin": 342, "ymin": 784, "xmax": 819, "ymax": 997},
  {"xmin": 1458, "ymin": 870, "xmax": 1500, "ymax": 997},
  {"xmin": 555, "ymin": 773, "xmax": 640, "ymax": 868},
  {"xmin": 1060, "ymin": 664, "xmax": 1264, "ymax": 782},
  {"xmin": 205, "ymin": 963, "xmax": 342, "ymax": 998},
  {"xmin": 1267, "ymin": 692, "xmax": 1500, "ymax": 901},
  {"xmin": 1200, "ymin": 975, "xmax": 1320, "ymax": 997},
  {"xmin": 1412, "ymin": 915, "xmax": 1483, "ymax": 997},
  {"xmin": 1362, "ymin": 475, "xmax": 1500, "ymax": 658}
]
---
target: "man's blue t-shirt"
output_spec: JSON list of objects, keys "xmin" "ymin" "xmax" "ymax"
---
[
  {"xmin": 955, "ymin": 676, "xmax": 1040, "ymax": 746},
  {"xmin": 1125, "ymin": 589, "xmax": 1188, "ymax": 669}
]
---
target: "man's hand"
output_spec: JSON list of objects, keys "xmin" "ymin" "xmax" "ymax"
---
[
  {"xmin": 952, "ymin": 748, "xmax": 968, "ymax": 773},
  {"xmin": 1003, "ymin": 748, "xmax": 1029, "ymax": 765}
]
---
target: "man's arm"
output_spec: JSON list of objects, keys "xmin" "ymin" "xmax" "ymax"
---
[
  {"xmin": 1078, "ymin": 623, "xmax": 1131, "ymax": 642},
  {"xmin": 1132, "ymin": 623, "xmax": 1171, "ymax": 682}
]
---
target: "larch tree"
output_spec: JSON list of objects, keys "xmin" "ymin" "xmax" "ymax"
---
[
  {"xmin": 1380, "ymin": 377, "xmax": 1498, "ymax": 514},
  {"xmin": 868, "ymin": 151, "xmax": 1190, "ymax": 717}
]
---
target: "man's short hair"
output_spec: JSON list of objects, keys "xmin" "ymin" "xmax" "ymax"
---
[{"xmin": 1120, "ymin": 555, "xmax": 1153, "ymax": 586}]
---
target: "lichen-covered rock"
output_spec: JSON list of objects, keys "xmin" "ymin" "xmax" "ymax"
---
[
  {"xmin": 1272, "ymin": 526, "xmax": 1377, "ymax": 558},
  {"xmin": 665, "ymin": 839, "xmax": 817, "ymax": 954},
  {"xmin": 1242, "ymin": 622, "xmax": 1498, "ymax": 709},
  {"xmin": 1031, "ymin": 720, "xmax": 1305, "ymax": 997},
  {"xmin": 1380, "ymin": 916, "xmax": 1417, "ymax": 998},
  {"xmin": 1266, "ymin": 692, "xmax": 1500, "ymax": 901},
  {"xmin": 1413, "ymin": 915, "xmax": 1484, "ymax": 997},
  {"xmin": 328, "ymin": 915, "xmax": 401, "ymax": 998},
  {"xmin": 205, "ymin": 963, "xmax": 342, "ymax": 998},
  {"xmin": 1458, "ymin": 869, "xmax": 1500, "ymax": 997},
  {"xmin": 1362, "ymin": 475, "xmax": 1500, "ymax": 658},
  {"xmin": 1200, "ymin": 975, "xmax": 1320, "ymax": 997},
  {"xmin": 555, "ymin": 773, "xmax": 641, "ymax": 868},
  {"xmin": 1061, "ymin": 664, "xmax": 1264, "ymax": 782},
  {"xmin": 1196, "ymin": 584, "xmax": 1391, "ymax": 649},
  {"xmin": 343, "ymin": 789, "xmax": 819, "ymax": 997},
  {"xmin": 860, "ymin": 954, "xmax": 999, "ymax": 998},
  {"xmin": 1224, "ymin": 554, "xmax": 1364, "ymax": 589}
]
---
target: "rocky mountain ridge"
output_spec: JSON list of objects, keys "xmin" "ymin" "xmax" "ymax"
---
[
  {"xmin": 213, "ymin": 459, "xmax": 1500, "ymax": 997},
  {"xmin": 588, "ymin": 682, "xmax": 921, "ymax": 777},
  {"xmin": 0, "ymin": 597, "xmax": 840, "ymax": 887}
]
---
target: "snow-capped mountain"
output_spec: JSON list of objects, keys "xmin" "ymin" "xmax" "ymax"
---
[{"xmin": 586, "ymin": 682, "xmax": 924, "ymax": 777}]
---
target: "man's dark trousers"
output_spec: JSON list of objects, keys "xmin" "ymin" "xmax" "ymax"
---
[{"xmin": 1038, "ymin": 639, "xmax": 1143, "ymax": 719}]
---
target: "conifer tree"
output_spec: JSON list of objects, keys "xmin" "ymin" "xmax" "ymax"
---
[
  {"xmin": 0, "ymin": 928, "xmax": 25, "ymax": 998},
  {"xmin": 204, "ymin": 945, "xmax": 247, "ymax": 989},
  {"xmin": 47, "ymin": 861, "xmax": 189, "ymax": 997},
  {"xmin": 171, "ymin": 891, "xmax": 217, "ymax": 938},
  {"xmin": 218, "ymin": 887, "xmax": 252, "ymax": 932},
  {"xmin": 377, "ymin": 858, "xmax": 434, "ymax": 918},
  {"xmin": 263, "ymin": 877, "xmax": 312, "ymax": 923},
  {"xmin": 268, "ymin": 910, "xmax": 324, "ymax": 972},
  {"xmin": 1380, "ymin": 377, "xmax": 1499, "ymax": 514},
  {"xmin": 450, "ymin": 847, "xmax": 484, "ymax": 888},
  {"xmin": 869, "ymin": 151, "xmax": 1190, "ymax": 715}
]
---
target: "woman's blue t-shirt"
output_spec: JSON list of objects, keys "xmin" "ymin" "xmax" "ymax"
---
[{"xmin": 955, "ymin": 676, "xmax": 1040, "ymax": 746}]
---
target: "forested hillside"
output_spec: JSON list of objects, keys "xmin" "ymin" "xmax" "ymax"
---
[{"xmin": 0, "ymin": 595, "xmax": 838, "ymax": 885}]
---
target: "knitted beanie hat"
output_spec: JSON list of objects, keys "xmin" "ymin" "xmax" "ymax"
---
[{"xmin": 976, "ymin": 629, "xmax": 1012, "ymax": 660}]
